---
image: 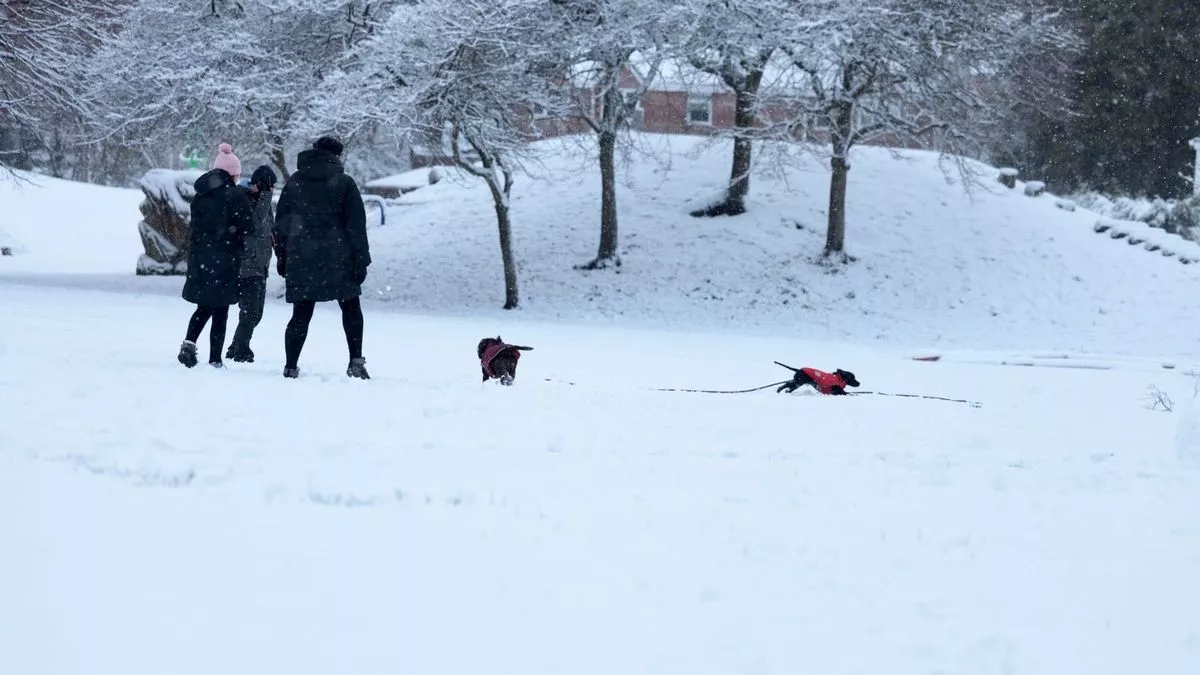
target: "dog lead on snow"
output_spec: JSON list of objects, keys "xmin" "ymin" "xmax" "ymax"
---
[{"xmin": 477, "ymin": 336, "xmax": 534, "ymax": 386}]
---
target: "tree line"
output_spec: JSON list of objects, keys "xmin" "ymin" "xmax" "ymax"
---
[{"xmin": 4, "ymin": 1, "xmax": 1194, "ymax": 308}]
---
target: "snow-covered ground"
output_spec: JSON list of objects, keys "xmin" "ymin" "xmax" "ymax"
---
[
  {"xmin": 3, "ymin": 138, "xmax": 1200, "ymax": 674},
  {"xmin": 1, "ymin": 284, "xmax": 1198, "ymax": 675},
  {"xmin": 0, "ymin": 170, "xmax": 144, "ymax": 273}
]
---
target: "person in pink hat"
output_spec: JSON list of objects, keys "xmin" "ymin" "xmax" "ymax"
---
[
  {"xmin": 176, "ymin": 142, "xmax": 253, "ymax": 368},
  {"xmin": 210, "ymin": 142, "xmax": 242, "ymax": 182}
]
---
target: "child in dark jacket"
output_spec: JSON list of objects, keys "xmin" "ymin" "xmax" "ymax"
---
[{"xmin": 225, "ymin": 165, "xmax": 278, "ymax": 362}]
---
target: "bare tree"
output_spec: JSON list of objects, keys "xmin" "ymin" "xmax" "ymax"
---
[
  {"xmin": 680, "ymin": 0, "xmax": 792, "ymax": 217},
  {"xmin": 332, "ymin": 0, "xmax": 560, "ymax": 309},
  {"xmin": 778, "ymin": 0, "xmax": 1076, "ymax": 257},
  {"xmin": 545, "ymin": 0, "xmax": 686, "ymax": 270}
]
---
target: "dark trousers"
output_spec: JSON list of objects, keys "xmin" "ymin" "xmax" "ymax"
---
[
  {"xmin": 284, "ymin": 297, "xmax": 364, "ymax": 368},
  {"xmin": 229, "ymin": 276, "xmax": 266, "ymax": 354},
  {"xmin": 185, "ymin": 304, "xmax": 230, "ymax": 364}
]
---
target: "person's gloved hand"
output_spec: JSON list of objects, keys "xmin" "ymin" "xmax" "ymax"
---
[
  {"xmin": 354, "ymin": 264, "xmax": 367, "ymax": 285},
  {"xmin": 276, "ymin": 258, "xmax": 286, "ymax": 278}
]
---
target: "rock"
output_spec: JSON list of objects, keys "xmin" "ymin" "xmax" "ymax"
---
[
  {"xmin": 1055, "ymin": 198, "xmax": 1076, "ymax": 212},
  {"xmin": 1, "ymin": 246, "xmax": 11, "ymax": 256},
  {"xmin": 1023, "ymin": 181, "xmax": 1046, "ymax": 197},
  {"xmin": 998, "ymin": 167, "xmax": 1018, "ymax": 189},
  {"xmin": 135, "ymin": 169, "xmax": 203, "ymax": 276}
]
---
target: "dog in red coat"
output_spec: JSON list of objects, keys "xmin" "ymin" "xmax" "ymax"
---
[
  {"xmin": 477, "ymin": 336, "xmax": 533, "ymax": 385},
  {"xmin": 775, "ymin": 362, "xmax": 860, "ymax": 395}
]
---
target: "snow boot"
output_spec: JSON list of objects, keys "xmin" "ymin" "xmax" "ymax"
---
[
  {"xmin": 209, "ymin": 360, "xmax": 224, "ymax": 369},
  {"xmin": 225, "ymin": 343, "xmax": 254, "ymax": 363},
  {"xmin": 177, "ymin": 340, "xmax": 198, "ymax": 368},
  {"xmin": 347, "ymin": 357, "xmax": 370, "ymax": 380},
  {"xmin": 283, "ymin": 366, "xmax": 299, "ymax": 379}
]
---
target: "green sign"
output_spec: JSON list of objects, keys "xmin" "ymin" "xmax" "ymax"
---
[{"xmin": 179, "ymin": 147, "xmax": 203, "ymax": 170}]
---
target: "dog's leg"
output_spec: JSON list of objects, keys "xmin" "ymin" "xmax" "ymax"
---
[{"xmin": 778, "ymin": 370, "xmax": 815, "ymax": 394}]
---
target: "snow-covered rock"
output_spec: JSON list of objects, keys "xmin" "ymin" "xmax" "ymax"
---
[{"xmin": 135, "ymin": 169, "xmax": 202, "ymax": 276}]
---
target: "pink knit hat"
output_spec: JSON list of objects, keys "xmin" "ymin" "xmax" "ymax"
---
[{"xmin": 211, "ymin": 142, "xmax": 242, "ymax": 177}]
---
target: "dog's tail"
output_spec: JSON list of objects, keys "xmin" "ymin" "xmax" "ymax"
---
[{"xmin": 774, "ymin": 361, "xmax": 801, "ymax": 373}]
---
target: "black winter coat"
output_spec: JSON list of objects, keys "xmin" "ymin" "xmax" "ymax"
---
[
  {"xmin": 239, "ymin": 188, "xmax": 274, "ymax": 278},
  {"xmin": 182, "ymin": 169, "xmax": 254, "ymax": 307},
  {"xmin": 272, "ymin": 148, "xmax": 371, "ymax": 303}
]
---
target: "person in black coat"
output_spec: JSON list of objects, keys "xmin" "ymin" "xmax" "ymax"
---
[
  {"xmin": 272, "ymin": 136, "xmax": 372, "ymax": 379},
  {"xmin": 225, "ymin": 165, "xmax": 278, "ymax": 363},
  {"xmin": 178, "ymin": 162, "xmax": 254, "ymax": 368}
]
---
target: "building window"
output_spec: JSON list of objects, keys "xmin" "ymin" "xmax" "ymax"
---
[
  {"xmin": 620, "ymin": 89, "xmax": 642, "ymax": 111},
  {"xmin": 687, "ymin": 95, "xmax": 712, "ymax": 125},
  {"xmin": 530, "ymin": 102, "xmax": 556, "ymax": 119}
]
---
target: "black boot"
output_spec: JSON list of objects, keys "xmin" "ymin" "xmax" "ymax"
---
[
  {"xmin": 346, "ymin": 357, "xmax": 370, "ymax": 380},
  {"xmin": 225, "ymin": 342, "xmax": 254, "ymax": 363},
  {"xmin": 177, "ymin": 340, "xmax": 198, "ymax": 368}
]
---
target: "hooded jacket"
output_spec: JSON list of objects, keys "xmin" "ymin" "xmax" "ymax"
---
[
  {"xmin": 272, "ymin": 148, "xmax": 370, "ymax": 303},
  {"xmin": 182, "ymin": 169, "xmax": 253, "ymax": 306}
]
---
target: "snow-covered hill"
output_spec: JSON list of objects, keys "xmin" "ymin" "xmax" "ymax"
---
[
  {"xmin": 5, "ymin": 135, "xmax": 1200, "ymax": 357},
  {"xmin": 367, "ymin": 134, "xmax": 1200, "ymax": 356},
  {"xmin": 0, "ymin": 170, "xmax": 144, "ymax": 273}
]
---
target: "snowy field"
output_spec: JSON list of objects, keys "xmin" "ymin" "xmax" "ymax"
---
[
  {"xmin": 3, "ymin": 140, "xmax": 1200, "ymax": 674},
  {"xmin": 1, "ymin": 284, "xmax": 1199, "ymax": 675}
]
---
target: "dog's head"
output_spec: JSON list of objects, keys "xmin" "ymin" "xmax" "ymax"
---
[
  {"xmin": 835, "ymin": 369, "xmax": 860, "ymax": 387},
  {"xmin": 477, "ymin": 336, "xmax": 503, "ymax": 360}
]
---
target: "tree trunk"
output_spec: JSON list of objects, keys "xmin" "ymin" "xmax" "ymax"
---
[
  {"xmin": 692, "ymin": 87, "xmax": 757, "ymax": 218},
  {"xmin": 825, "ymin": 106, "xmax": 854, "ymax": 256},
  {"xmin": 826, "ymin": 154, "xmax": 848, "ymax": 254},
  {"xmin": 486, "ymin": 180, "xmax": 519, "ymax": 309},
  {"xmin": 582, "ymin": 129, "xmax": 619, "ymax": 268},
  {"xmin": 270, "ymin": 146, "xmax": 289, "ymax": 180},
  {"xmin": 724, "ymin": 88, "xmax": 757, "ymax": 211}
]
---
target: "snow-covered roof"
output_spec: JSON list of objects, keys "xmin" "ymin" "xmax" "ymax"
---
[
  {"xmin": 564, "ymin": 50, "xmax": 807, "ymax": 96},
  {"xmin": 625, "ymin": 50, "xmax": 806, "ymax": 95}
]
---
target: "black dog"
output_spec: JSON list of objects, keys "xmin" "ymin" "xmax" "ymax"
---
[
  {"xmin": 477, "ymin": 336, "xmax": 533, "ymax": 385},
  {"xmin": 775, "ymin": 363, "xmax": 861, "ymax": 395}
]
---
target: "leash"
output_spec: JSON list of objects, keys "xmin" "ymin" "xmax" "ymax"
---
[
  {"xmin": 650, "ymin": 380, "xmax": 791, "ymax": 394},
  {"xmin": 543, "ymin": 378, "xmax": 981, "ymax": 406},
  {"xmin": 851, "ymin": 390, "xmax": 982, "ymax": 408},
  {"xmin": 543, "ymin": 378, "xmax": 790, "ymax": 394}
]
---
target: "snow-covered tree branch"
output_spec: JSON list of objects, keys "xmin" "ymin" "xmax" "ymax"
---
[
  {"xmin": 0, "ymin": 0, "xmax": 122, "ymax": 175},
  {"xmin": 83, "ymin": 0, "xmax": 402, "ymax": 179}
]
